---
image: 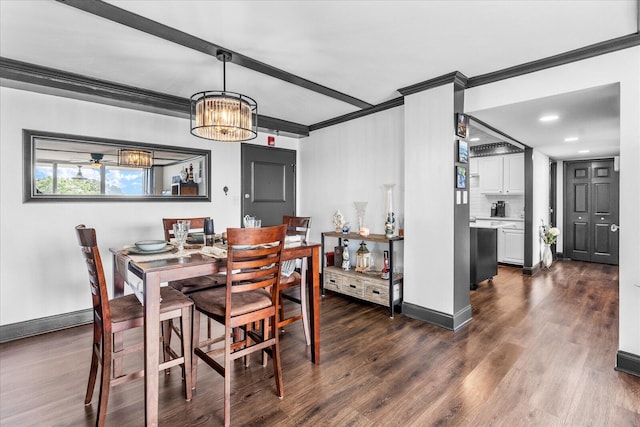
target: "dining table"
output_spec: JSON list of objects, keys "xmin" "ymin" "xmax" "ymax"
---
[{"xmin": 109, "ymin": 239, "xmax": 321, "ymax": 427}]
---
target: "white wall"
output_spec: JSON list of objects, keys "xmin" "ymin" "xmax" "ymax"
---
[
  {"xmin": 298, "ymin": 107, "xmax": 404, "ymax": 270},
  {"xmin": 0, "ymin": 87, "xmax": 298, "ymax": 325},
  {"xmin": 403, "ymin": 84, "xmax": 455, "ymax": 313},
  {"xmin": 465, "ymin": 47, "xmax": 640, "ymax": 357},
  {"xmin": 556, "ymin": 160, "xmax": 564, "ymax": 250},
  {"xmin": 532, "ymin": 150, "xmax": 550, "ymax": 264}
]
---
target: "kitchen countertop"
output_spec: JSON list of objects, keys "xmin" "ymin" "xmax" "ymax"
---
[
  {"xmin": 470, "ymin": 220, "xmax": 517, "ymax": 229},
  {"xmin": 473, "ymin": 216, "xmax": 524, "ymax": 222}
]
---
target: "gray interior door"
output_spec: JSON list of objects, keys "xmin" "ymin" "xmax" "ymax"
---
[
  {"xmin": 564, "ymin": 159, "xmax": 619, "ymax": 264},
  {"xmin": 241, "ymin": 144, "xmax": 296, "ymax": 227}
]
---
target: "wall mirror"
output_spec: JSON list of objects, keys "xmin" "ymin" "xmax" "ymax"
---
[{"xmin": 23, "ymin": 129, "xmax": 211, "ymax": 202}]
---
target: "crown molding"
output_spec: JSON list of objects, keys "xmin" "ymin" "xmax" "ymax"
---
[
  {"xmin": 398, "ymin": 71, "xmax": 469, "ymax": 96},
  {"xmin": 467, "ymin": 33, "xmax": 640, "ymax": 88},
  {"xmin": 309, "ymin": 97, "xmax": 404, "ymax": 132}
]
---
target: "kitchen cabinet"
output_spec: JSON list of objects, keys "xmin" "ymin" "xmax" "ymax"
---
[
  {"xmin": 496, "ymin": 221, "xmax": 524, "ymax": 265},
  {"xmin": 321, "ymin": 231, "xmax": 403, "ymax": 318},
  {"xmin": 478, "ymin": 153, "xmax": 524, "ymax": 195}
]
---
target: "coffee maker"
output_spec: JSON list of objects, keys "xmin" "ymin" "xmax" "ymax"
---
[{"xmin": 495, "ymin": 201, "xmax": 506, "ymax": 217}]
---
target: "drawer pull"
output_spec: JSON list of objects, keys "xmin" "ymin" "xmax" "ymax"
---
[
  {"xmin": 349, "ymin": 284, "xmax": 357, "ymax": 289},
  {"xmin": 329, "ymin": 279, "xmax": 336, "ymax": 284},
  {"xmin": 372, "ymin": 290, "xmax": 381, "ymax": 295}
]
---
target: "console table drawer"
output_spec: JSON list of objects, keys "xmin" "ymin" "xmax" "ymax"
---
[
  {"xmin": 342, "ymin": 277, "xmax": 365, "ymax": 298},
  {"xmin": 364, "ymin": 282, "xmax": 401, "ymax": 306},
  {"xmin": 324, "ymin": 270, "xmax": 343, "ymax": 292}
]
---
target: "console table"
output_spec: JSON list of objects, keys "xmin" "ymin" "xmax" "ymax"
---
[{"xmin": 321, "ymin": 231, "xmax": 403, "ymax": 318}]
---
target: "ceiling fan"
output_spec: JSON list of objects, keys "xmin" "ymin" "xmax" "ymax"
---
[{"xmin": 69, "ymin": 153, "xmax": 116, "ymax": 168}]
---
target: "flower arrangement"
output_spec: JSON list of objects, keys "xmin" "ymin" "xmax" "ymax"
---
[{"xmin": 540, "ymin": 219, "xmax": 560, "ymax": 245}]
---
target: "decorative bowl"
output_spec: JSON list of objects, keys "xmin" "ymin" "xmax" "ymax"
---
[{"xmin": 135, "ymin": 240, "xmax": 167, "ymax": 251}]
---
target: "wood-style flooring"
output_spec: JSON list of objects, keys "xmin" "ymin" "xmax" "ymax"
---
[{"xmin": 1, "ymin": 260, "xmax": 639, "ymax": 426}]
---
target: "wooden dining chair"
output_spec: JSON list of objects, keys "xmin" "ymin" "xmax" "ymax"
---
[
  {"xmin": 75, "ymin": 225, "xmax": 194, "ymax": 427},
  {"xmin": 162, "ymin": 217, "xmax": 224, "ymax": 294},
  {"xmin": 161, "ymin": 217, "xmax": 224, "ymax": 343},
  {"xmin": 278, "ymin": 215, "xmax": 311, "ymax": 345},
  {"xmin": 190, "ymin": 224, "xmax": 287, "ymax": 427}
]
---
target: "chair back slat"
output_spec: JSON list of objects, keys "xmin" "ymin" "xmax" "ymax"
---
[
  {"xmin": 162, "ymin": 217, "xmax": 209, "ymax": 241},
  {"xmin": 282, "ymin": 215, "xmax": 311, "ymax": 242},
  {"xmin": 226, "ymin": 225, "xmax": 287, "ymax": 300}
]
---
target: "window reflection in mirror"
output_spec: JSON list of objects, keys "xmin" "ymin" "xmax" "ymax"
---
[{"xmin": 24, "ymin": 129, "xmax": 211, "ymax": 202}]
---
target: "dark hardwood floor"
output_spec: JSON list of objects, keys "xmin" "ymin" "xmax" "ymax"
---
[{"xmin": 1, "ymin": 260, "xmax": 639, "ymax": 426}]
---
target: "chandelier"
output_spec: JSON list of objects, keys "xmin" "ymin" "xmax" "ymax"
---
[
  {"xmin": 119, "ymin": 149, "xmax": 153, "ymax": 168},
  {"xmin": 190, "ymin": 50, "xmax": 258, "ymax": 142}
]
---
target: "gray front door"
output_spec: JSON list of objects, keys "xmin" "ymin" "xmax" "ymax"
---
[
  {"xmin": 241, "ymin": 144, "xmax": 296, "ymax": 227},
  {"xmin": 564, "ymin": 159, "xmax": 619, "ymax": 264}
]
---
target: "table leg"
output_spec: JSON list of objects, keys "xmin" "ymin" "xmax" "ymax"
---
[
  {"xmin": 112, "ymin": 255, "xmax": 125, "ymax": 297},
  {"xmin": 144, "ymin": 272, "xmax": 160, "ymax": 426},
  {"xmin": 112, "ymin": 255, "xmax": 126, "ymax": 376},
  {"xmin": 309, "ymin": 246, "xmax": 321, "ymax": 364},
  {"xmin": 300, "ymin": 257, "xmax": 311, "ymax": 346}
]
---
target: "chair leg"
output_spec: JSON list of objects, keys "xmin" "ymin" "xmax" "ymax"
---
[
  {"xmin": 84, "ymin": 343, "xmax": 99, "ymax": 404},
  {"xmin": 97, "ymin": 334, "xmax": 113, "ymax": 427},
  {"xmin": 180, "ymin": 307, "xmax": 193, "ymax": 401},
  {"xmin": 271, "ymin": 318, "xmax": 284, "ymax": 399},
  {"xmin": 112, "ymin": 331, "xmax": 124, "ymax": 378},
  {"xmin": 191, "ymin": 310, "xmax": 201, "ymax": 390},
  {"xmin": 224, "ymin": 325, "xmax": 232, "ymax": 427},
  {"xmin": 161, "ymin": 320, "xmax": 172, "ymax": 369}
]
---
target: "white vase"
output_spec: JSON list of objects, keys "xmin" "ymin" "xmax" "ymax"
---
[{"xmin": 542, "ymin": 244, "xmax": 553, "ymax": 269}]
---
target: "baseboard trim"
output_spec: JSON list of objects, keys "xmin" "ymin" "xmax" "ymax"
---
[
  {"xmin": 402, "ymin": 302, "xmax": 472, "ymax": 331},
  {"xmin": 523, "ymin": 263, "xmax": 541, "ymax": 276},
  {"xmin": 0, "ymin": 309, "xmax": 92, "ymax": 343},
  {"xmin": 615, "ymin": 350, "xmax": 640, "ymax": 378}
]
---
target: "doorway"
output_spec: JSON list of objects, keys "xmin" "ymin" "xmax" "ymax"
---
[
  {"xmin": 564, "ymin": 159, "xmax": 619, "ymax": 264},
  {"xmin": 241, "ymin": 144, "xmax": 296, "ymax": 227}
]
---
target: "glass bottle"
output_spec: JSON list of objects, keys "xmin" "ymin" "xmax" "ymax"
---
[{"xmin": 381, "ymin": 250, "xmax": 390, "ymax": 279}]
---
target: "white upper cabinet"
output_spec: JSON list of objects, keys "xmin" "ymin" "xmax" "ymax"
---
[
  {"xmin": 503, "ymin": 154, "xmax": 524, "ymax": 194},
  {"xmin": 478, "ymin": 153, "xmax": 524, "ymax": 195}
]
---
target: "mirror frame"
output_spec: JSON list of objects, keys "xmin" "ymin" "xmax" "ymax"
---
[{"xmin": 23, "ymin": 129, "xmax": 211, "ymax": 203}]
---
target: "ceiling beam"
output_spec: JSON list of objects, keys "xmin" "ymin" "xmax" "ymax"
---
[
  {"xmin": 0, "ymin": 57, "xmax": 309, "ymax": 137},
  {"xmin": 56, "ymin": 0, "xmax": 373, "ymax": 110}
]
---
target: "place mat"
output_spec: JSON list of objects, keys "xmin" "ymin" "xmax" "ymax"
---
[{"xmin": 200, "ymin": 245, "xmax": 228, "ymax": 258}]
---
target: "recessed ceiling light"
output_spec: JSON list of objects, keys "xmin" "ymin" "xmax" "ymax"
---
[
  {"xmin": 578, "ymin": 149, "xmax": 590, "ymax": 154},
  {"xmin": 470, "ymin": 137, "xmax": 480, "ymax": 142},
  {"xmin": 539, "ymin": 115, "xmax": 559, "ymax": 122},
  {"xmin": 564, "ymin": 137, "xmax": 579, "ymax": 142}
]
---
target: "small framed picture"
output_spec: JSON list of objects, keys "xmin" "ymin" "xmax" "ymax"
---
[
  {"xmin": 456, "ymin": 113, "xmax": 468, "ymax": 139},
  {"xmin": 456, "ymin": 166, "xmax": 467, "ymax": 189},
  {"xmin": 457, "ymin": 140, "xmax": 468, "ymax": 163}
]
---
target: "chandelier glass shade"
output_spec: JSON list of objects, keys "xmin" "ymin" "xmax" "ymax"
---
[
  {"xmin": 119, "ymin": 149, "xmax": 153, "ymax": 168},
  {"xmin": 190, "ymin": 91, "xmax": 257, "ymax": 142},
  {"xmin": 190, "ymin": 50, "xmax": 257, "ymax": 142}
]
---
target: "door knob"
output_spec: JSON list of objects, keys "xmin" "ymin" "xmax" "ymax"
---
[
  {"xmin": 244, "ymin": 193, "xmax": 250, "ymax": 198},
  {"xmin": 611, "ymin": 224, "xmax": 619, "ymax": 232}
]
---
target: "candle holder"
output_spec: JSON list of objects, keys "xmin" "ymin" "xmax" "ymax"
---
[
  {"xmin": 384, "ymin": 184, "xmax": 396, "ymax": 238},
  {"xmin": 354, "ymin": 201, "xmax": 368, "ymax": 236}
]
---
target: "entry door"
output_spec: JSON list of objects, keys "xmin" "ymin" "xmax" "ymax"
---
[
  {"xmin": 564, "ymin": 159, "xmax": 619, "ymax": 264},
  {"xmin": 241, "ymin": 144, "xmax": 296, "ymax": 227}
]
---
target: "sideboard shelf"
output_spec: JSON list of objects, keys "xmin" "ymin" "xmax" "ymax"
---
[{"xmin": 321, "ymin": 231, "xmax": 404, "ymax": 318}]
